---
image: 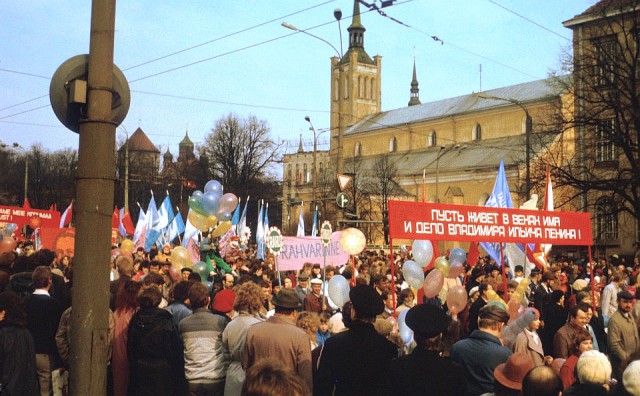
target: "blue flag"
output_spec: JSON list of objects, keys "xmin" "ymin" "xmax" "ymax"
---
[
  {"xmin": 297, "ymin": 203, "xmax": 305, "ymax": 237},
  {"xmin": 311, "ymin": 206, "xmax": 318, "ymax": 237},
  {"xmin": 480, "ymin": 160, "xmax": 513, "ymax": 268},
  {"xmin": 256, "ymin": 201, "xmax": 265, "ymax": 260},
  {"xmin": 231, "ymin": 197, "xmax": 241, "ymax": 226},
  {"xmin": 263, "ymin": 202, "xmax": 269, "ymax": 232},
  {"xmin": 167, "ymin": 210, "xmax": 185, "ymax": 243},
  {"xmin": 182, "ymin": 209, "xmax": 199, "ymax": 248}
]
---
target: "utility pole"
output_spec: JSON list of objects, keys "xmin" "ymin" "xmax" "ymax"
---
[{"xmin": 69, "ymin": 0, "xmax": 116, "ymax": 394}]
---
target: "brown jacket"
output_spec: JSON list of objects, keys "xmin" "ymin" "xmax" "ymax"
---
[
  {"xmin": 242, "ymin": 314, "xmax": 313, "ymax": 391},
  {"xmin": 608, "ymin": 310, "xmax": 640, "ymax": 378},
  {"xmin": 513, "ymin": 329, "xmax": 545, "ymax": 366}
]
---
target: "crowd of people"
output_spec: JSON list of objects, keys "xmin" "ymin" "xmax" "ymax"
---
[{"xmin": 1, "ymin": 238, "xmax": 640, "ymax": 396}]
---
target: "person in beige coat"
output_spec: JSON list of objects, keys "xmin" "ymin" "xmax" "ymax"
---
[
  {"xmin": 513, "ymin": 309, "xmax": 549, "ymax": 367},
  {"xmin": 607, "ymin": 290, "xmax": 640, "ymax": 379}
]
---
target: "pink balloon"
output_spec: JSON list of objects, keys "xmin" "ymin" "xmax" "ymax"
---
[
  {"xmin": 448, "ymin": 260, "xmax": 465, "ymax": 278},
  {"xmin": 446, "ymin": 285, "xmax": 468, "ymax": 315},
  {"xmin": 0, "ymin": 237, "xmax": 17, "ymax": 254},
  {"xmin": 423, "ymin": 269, "xmax": 444, "ymax": 299},
  {"xmin": 507, "ymin": 298, "xmax": 522, "ymax": 323}
]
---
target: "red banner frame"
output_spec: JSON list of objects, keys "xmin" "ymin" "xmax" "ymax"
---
[
  {"xmin": 388, "ymin": 201, "xmax": 592, "ymax": 246},
  {"xmin": 0, "ymin": 204, "xmax": 61, "ymax": 229}
]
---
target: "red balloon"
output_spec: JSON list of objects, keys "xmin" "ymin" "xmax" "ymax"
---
[
  {"xmin": 0, "ymin": 237, "xmax": 17, "ymax": 254},
  {"xmin": 423, "ymin": 269, "xmax": 444, "ymax": 299}
]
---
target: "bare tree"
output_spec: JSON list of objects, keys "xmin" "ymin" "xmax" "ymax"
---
[
  {"xmin": 199, "ymin": 113, "xmax": 283, "ymax": 196},
  {"xmin": 366, "ymin": 155, "xmax": 403, "ymax": 245},
  {"xmin": 551, "ymin": 1, "xmax": 640, "ymax": 231}
]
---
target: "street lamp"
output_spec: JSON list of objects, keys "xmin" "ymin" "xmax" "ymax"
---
[
  {"xmin": 477, "ymin": 94, "xmax": 532, "ymax": 198},
  {"xmin": 12, "ymin": 143, "xmax": 28, "ymax": 205},
  {"xmin": 305, "ymin": 115, "xmax": 318, "ymax": 211}
]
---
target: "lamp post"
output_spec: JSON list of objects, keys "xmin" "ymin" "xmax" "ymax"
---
[
  {"xmin": 12, "ymin": 143, "xmax": 28, "ymax": 204},
  {"xmin": 305, "ymin": 116, "xmax": 318, "ymax": 211},
  {"xmin": 477, "ymin": 94, "xmax": 532, "ymax": 198}
]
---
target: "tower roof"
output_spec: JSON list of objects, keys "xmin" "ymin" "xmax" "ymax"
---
[
  {"xmin": 342, "ymin": 0, "xmax": 374, "ymax": 65},
  {"xmin": 408, "ymin": 58, "xmax": 421, "ymax": 106},
  {"xmin": 163, "ymin": 148, "xmax": 173, "ymax": 161},
  {"xmin": 180, "ymin": 131, "xmax": 194, "ymax": 147},
  {"xmin": 118, "ymin": 127, "xmax": 160, "ymax": 153}
]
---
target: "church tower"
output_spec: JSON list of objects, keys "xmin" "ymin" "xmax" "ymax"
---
[
  {"xmin": 330, "ymin": 0, "xmax": 382, "ymax": 171},
  {"xmin": 408, "ymin": 58, "xmax": 421, "ymax": 106}
]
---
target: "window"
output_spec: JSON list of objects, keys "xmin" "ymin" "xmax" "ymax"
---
[
  {"xmin": 334, "ymin": 78, "xmax": 339, "ymax": 101},
  {"xmin": 595, "ymin": 119, "xmax": 616, "ymax": 162},
  {"xmin": 295, "ymin": 164, "xmax": 300, "ymax": 184},
  {"xmin": 595, "ymin": 39, "xmax": 619, "ymax": 86},
  {"xmin": 366, "ymin": 78, "xmax": 372, "ymax": 99},
  {"xmin": 595, "ymin": 197, "xmax": 618, "ymax": 240},
  {"xmin": 472, "ymin": 123, "xmax": 482, "ymax": 140},
  {"xmin": 354, "ymin": 142, "xmax": 362, "ymax": 157},
  {"xmin": 304, "ymin": 163, "xmax": 309, "ymax": 183},
  {"xmin": 389, "ymin": 137, "xmax": 397, "ymax": 152},
  {"xmin": 358, "ymin": 76, "xmax": 364, "ymax": 98},
  {"xmin": 428, "ymin": 131, "xmax": 437, "ymax": 147},
  {"xmin": 287, "ymin": 165, "xmax": 292, "ymax": 181}
]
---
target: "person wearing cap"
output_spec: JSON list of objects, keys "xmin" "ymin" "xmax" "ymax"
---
[
  {"xmin": 513, "ymin": 265, "xmax": 525, "ymax": 283},
  {"xmin": 295, "ymin": 273, "xmax": 310, "ymax": 310},
  {"xmin": 451, "ymin": 304, "xmax": 512, "ymax": 396},
  {"xmin": 468, "ymin": 283, "xmax": 491, "ymax": 334},
  {"xmin": 607, "ymin": 289, "xmax": 640, "ymax": 379},
  {"xmin": 466, "ymin": 267, "xmax": 486, "ymax": 294},
  {"xmin": 389, "ymin": 304, "xmax": 467, "ymax": 395},
  {"xmin": 526, "ymin": 268, "xmax": 541, "ymax": 309},
  {"xmin": 179, "ymin": 282, "xmax": 229, "ymax": 395},
  {"xmin": 534, "ymin": 271, "xmax": 556, "ymax": 315},
  {"xmin": 493, "ymin": 352, "xmax": 535, "ymax": 395},
  {"xmin": 180, "ymin": 267, "xmax": 193, "ymax": 281},
  {"xmin": 304, "ymin": 278, "xmax": 329, "ymax": 314},
  {"xmin": 314, "ymin": 285, "xmax": 397, "ymax": 396},
  {"xmin": 242, "ymin": 288, "xmax": 312, "ymax": 392},
  {"xmin": 563, "ymin": 350, "xmax": 613, "ymax": 395},
  {"xmin": 513, "ymin": 308, "xmax": 549, "ymax": 367}
]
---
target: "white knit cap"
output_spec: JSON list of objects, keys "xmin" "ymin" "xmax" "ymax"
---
[
  {"xmin": 576, "ymin": 350, "xmax": 611, "ymax": 385},
  {"xmin": 623, "ymin": 360, "xmax": 640, "ymax": 396}
]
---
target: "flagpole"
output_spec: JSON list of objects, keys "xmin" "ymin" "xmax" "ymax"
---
[{"xmin": 422, "ymin": 169, "xmax": 426, "ymax": 203}]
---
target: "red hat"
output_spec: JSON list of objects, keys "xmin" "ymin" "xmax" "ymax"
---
[
  {"xmin": 494, "ymin": 353, "xmax": 535, "ymax": 390},
  {"xmin": 212, "ymin": 289, "xmax": 236, "ymax": 314}
]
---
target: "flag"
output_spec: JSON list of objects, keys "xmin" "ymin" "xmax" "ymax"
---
[
  {"xmin": 118, "ymin": 207, "xmax": 135, "ymax": 236},
  {"xmin": 167, "ymin": 210, "xmax": 186, "ymax": 243},
  {"xmin": 144, "ymin": 193, "xmax": 158, "ymax": 239},
  {"xmin": 256, "ymin": 201, "xmax": 265, "ymax": 260},
  {"xmin": 311, "ymin": 205, "xmax": 318, "ymax": 237},
  {"xmin": 59, "ymin": 201, "xmax": 73, "ymax": 228},
  {"xmin": 146, "ymin": 194, "xmax": 173, "ymax": 250},
  {"xmin": 185, "ymin": 236, "xmax": 200, "ymax": 264},
  {"xmin": 112, "ymin": 207, "xmax": 120, "ymax": 230},
  {"xmin": 480, "ymin": 161, "xmax": 514, "ymax": 269},
  {"xmin": 133, "ymin": 205, "xmax": 147, "ymax": 246},
  {"xmin": 231, "ymin": 197, "xmax": 241, "ymax": 226},
  {"xmin": 263, "ymin": 202, "xmax": 269, "ymax": 232},
  {"xmin": 297, "ymin": 202, "xmax": 305, "ymax": 237},
  {"xmin": 467, "ymin": 241, "xmax": 480, "ymax": 267},
  {"xmin": 182, "ymin": 210, "xmax": 199, "ymax": 248},
  {"xmin": 237, "ymin": 196, "xmax": 249, "ymax": 236}
]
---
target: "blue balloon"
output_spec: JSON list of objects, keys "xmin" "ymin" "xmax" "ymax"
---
[
  {"xmin": 398, "ymin": 309, "xmax": 414, "ymax": 345},
  {"xmin": 450, "ymin": 247, "xmax": 467, "ymax": 264},
  {"xmin": 203, "ymin": 281, "xmax": 213, "ymax": 291},
  {"xmin": 192, "ymin": 190, "xmax": 204, "ymax": 198},
  {"xmin": 402, "ymin": 260, "xmax": 424, "ymax": 289},
  {"xmin": 412, "ymin": 240, "xmax": 434, "ymax": 266},
  {"xmin": 204, "ymin": 180, "xmax": 223, "ymax": 194},
  {"xmin": 201, "ymin": 191, "xmax": 221, "ymax": 215}
]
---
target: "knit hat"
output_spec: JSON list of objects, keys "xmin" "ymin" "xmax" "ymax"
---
[
  {"xmin": 572, "ymin": 278, "xmax": 588, "ymax": 291},
  {"xmin": 494, "ymin": 352, "xmax": 535, "ymax": 390},
  {"xmin": 623, "ymin": 360, "xmax": 640, "ymax": 396},
  {"xmin": 576, "ymin": 350, "xmax": 611, "ymax": 385},
  {"xmin": 211, "ymin": 289, "xmax": 236, "ymax": 314}
]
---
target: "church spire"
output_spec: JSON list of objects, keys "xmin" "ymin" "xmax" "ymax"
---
[
  {"xmin": 348, "ymin": 0, "xmax": 366, "ymax": 51},
  {"xmin": 408, "ymin": 57, "xmax": 421, "ymax": 106},
  {"xmin": 297, "ymin": 133, "xmax": 304, "ymax": 153}
]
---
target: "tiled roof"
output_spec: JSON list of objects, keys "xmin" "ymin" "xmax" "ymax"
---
[
  {"xmin": 580, "ymin": 0, "xmax": 634, "ymax": 16},
  {"xmin": 119, "ymin": 127, "xmax": 160, "ymax": 153},
  {"xmin": 345, "ymin": 76, "xmax": 568, "ymax": 136}
]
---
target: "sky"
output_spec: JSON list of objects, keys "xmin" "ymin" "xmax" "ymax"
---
[{"xmin": 1, "ymin": 0, "xmax": 595, "ymax": 162}]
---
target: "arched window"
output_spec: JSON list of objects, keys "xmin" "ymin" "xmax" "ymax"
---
[
  {"xmin": 595, "ymin": 197, "xmax": 618, "ymax": 240},
  {"xmin": 334, "ymin": 78, "xmax": 339, "ymax": 101},
  {"xmin": 371, "ymin": 79, "xmax": 376, "ymax": 100},
  {"xmin": 319, "ymin": 161, "xmax": 324, "ymax": 178},
  {"xmin": 428, "ymin": 130, "xmax": 437, "ymax": 147},
  {"xmin": 472, "ymin": 123, "xmax": 482, "ymax": 140},
  {"xmin": 354, "ymin": 142, "xmax": 362, "ymax": 157},
  {"xmin": 343, "ymin": 75, "xmax": 349, "ymax": 99},
  {"xmin": 366, "ymin": 78, "xmax": 371, "ymax": 99},
  {"xmin": 389, "ymin": 137, "xmax": 397, "ymax": 152},
  {"xmin": 304, "ymin": 163, "xmax": 309, "ymax": 183},
  {"xmin": 358, "ymin": 76, "xmax": 364, "ymax": 98},
  {"xmin": 295, "ymin": 164, "xmax": 300, "ymax": 184}
]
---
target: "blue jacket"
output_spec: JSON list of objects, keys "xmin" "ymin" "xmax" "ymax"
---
[{"xmin": 451, "ymin": 330, "xmax": 512, "ymax": 396}]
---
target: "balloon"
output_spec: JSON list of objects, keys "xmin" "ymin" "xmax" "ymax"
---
[
  {"xmin": 188, "ymin": 196, "xmax": 205, "ymax": 214},
  {"xmin": 398, "ymin": 309, "xmax": 414, "ymax": 345},
  {"xmin": 412, "ymin": 240, "xmax": 433, "ymax": 266},
  {"xmin": 193, "ymin": 261, "xmax": 209, "ymax": 281},
  {"xmin": 507, "ymin": 297, "xmax": 522, "ymax": 323},
  {"xmin": 217, "ymin": 211, "xmax": 233, "ymax": 222},
  {"xmin": 168, "ymin": 266, "xmax": 181, "ymax": 283},
  {"xmin": 4, "ymin": 223, "xmax": 18, "ymax": 234},
  {"xmin": 433, "ymin": 257, "xmax": 450, "ymax": 278},
  {"xmin": 192, "ymin": 190, "xmax": 203, "ymax": 198},
  {"xmin": 339, "ymin": 228, "xmax": 366, "ymax": 255},
  {"xmin": 120, "ymin": 239, "xmax": 135, "ymax": 254},
  {"xmin": 204, "ymin": 281, "xmax": 213, "ymax": 291},
  {"xmin": 446, "ymin": 285, "xmax": 468, "ymax": 315},
  {"xmin": 201, "ymin": 191, "xmax": 221, "ymax": 215},
  {"xmin": 0, "ymin": 237, "xmax": 16, "ymax": 254},
  {"xmin": 212, "ymin": 221, "xmax": 232, "ymax": 237},
  {"xmin": 402, "ymin": 260, "xmax": 424, "ymax": 289},
  {"xmin": 328, "ymin": 275, "xmax": 350, "ymax": 308},
  {"xmin": 204, "ymin": 180, "xmax": 223, "ymax": 195},
  {"xmin": 449, "ymin": 247, "xmax": 467, "ymax": 264},
  {"xmin": 188, "ymin": 210, "xmax": 209, "ymax": 232},
  {"xmin": 502, "ymin": 309, "xmax": 536, "ymax": 347},
  {"xmin": 218, "ymin": 193, "xmax": 238, "ymax": 213},
  {"xmin": 206, "ymin": 215, "xmax": 219, "ymax": 230},
  {"xmin": 448, "ymin": 260, "xmax": 465, "ymax": 278},
  {"xmin": 423, "ymin": 269, "xmax": 444, "ymax": 299},
  {"xmin": 170, "ymin": 246, "xmax": 191, "ymax": 269}
]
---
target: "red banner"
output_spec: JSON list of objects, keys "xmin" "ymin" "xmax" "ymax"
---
[
  {"xmin": 39, "ymin": 227, "xmax": 76, "ymax": 260},
  {"xmin": 0, "ymin": 204, "xmax": 61, "ymax": 229},
  {"xmin": 388, "ymin": 201, "xmax": 593, "ymax": 246}
]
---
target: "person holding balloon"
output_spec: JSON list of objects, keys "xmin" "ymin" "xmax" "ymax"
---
[{"xmin": 390, "ymin": 304, "xmax": 467, "ymax": 395}]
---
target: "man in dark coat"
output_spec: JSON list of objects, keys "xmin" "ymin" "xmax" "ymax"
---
[
  {"xmin": 390, "ymin": 304, "xmax": 466, "ymax": 395},
  {"xmin": 314, "ymin": 284, "xmax": 397, "ymax": 396},
  {"xmin": 468, "ymin": 283, "xmax": 490, "ymax": 334}
]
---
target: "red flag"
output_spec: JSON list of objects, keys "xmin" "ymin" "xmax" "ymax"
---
[
  {"xmin": 112, "ymin": 207, "xmax": 120, "ymax": 229},
  {"xmin": 467, "ymin": 241, "xmax": 480, "ymax": 267},
  {"xmin": 23, "ymin": 198, "xmax": 31, "ymax": 209},
  {"xmin": 59, "ymin": 201, "xmax": 73, "ymax": 228},
  {"xmin": 121, "ymin": 209, "xmax": 135, "ymax": 236},
  {"xmin": 425, "ymin": 241, "xmax": 441, "ymax": 270},
  {"xmin": 186, "ymin": 237, "xmax": 200, "ymax": 264}
]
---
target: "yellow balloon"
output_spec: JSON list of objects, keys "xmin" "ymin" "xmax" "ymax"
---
[
  {"xmin": 188, "ymin": 210, "xmax": 209, "ymax": 232},
  {"xmin": 120, "ymin": 239, "xmax": 134, "ymax": 254},
  {"xmin": 211, "ymin": 221, "xmax": 232, "ymax": 237},
  {"xmin": 206, "ymin": 215, "xmax": 219, "ymax": 230}
]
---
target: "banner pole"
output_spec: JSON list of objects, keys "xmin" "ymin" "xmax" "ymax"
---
[
  {"xmin": 500, "ymin": 244, "xmax": 508, "ymax": 303},
  {"xmin": 588, "ymin": 245, "xmax": 595, "ymax": 314},
  {"xmin": 389, "ymin": 237, "xmax": 397, "ymax": 320}
]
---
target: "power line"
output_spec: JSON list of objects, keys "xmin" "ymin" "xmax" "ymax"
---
[
  {"xmin": 0, "ymin": 95, "xmax": 48, "ymax": 112},
  {"xmin": 486, "ymin": 0, "xmax": 571, "ymax": 42}
]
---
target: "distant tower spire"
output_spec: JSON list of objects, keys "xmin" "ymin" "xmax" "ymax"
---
[
  {"xmin": 297, "ymin": 133, "xmax": 304, "ymax": 153},
  {"xmin": 348, "ymin": 0, "xmax": 366, "ymax": 50},
  {"xmin": 408, "ymin": 56, "xmax": 421, "ymax": 106}
]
